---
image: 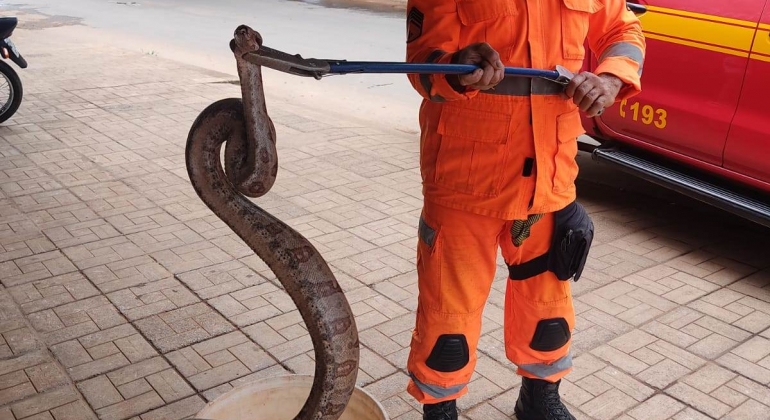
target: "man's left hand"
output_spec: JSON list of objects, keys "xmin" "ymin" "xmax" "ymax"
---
[{"xmin": 563, "ymin": 72, "xmax": 624, "ymax": 117}]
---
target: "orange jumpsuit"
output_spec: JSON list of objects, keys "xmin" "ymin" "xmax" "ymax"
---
[{"xmin": 404, "ymin": 0, "xmax": 645, "ymax": 404}]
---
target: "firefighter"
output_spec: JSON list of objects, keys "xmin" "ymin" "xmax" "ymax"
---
[{"xmin": 404, "ymin": 1, "xmax": 645, "ymax": 419}]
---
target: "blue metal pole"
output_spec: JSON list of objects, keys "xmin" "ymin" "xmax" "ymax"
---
[{"xmin": 327, "ymin": 61, "xmax": 561, "ymax": 80}]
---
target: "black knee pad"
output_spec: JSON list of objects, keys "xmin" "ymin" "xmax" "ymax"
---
[
  {"xmin": 530, "ymin": 318, "xmax": 570, "ymax": 352},
  {"xmin": 426, "ymin": 334, "xmax": 469, "ymax": 372}
]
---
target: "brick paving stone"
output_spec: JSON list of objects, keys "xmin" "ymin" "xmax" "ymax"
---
[
  {"xmin": 637, "ymin": 358, "xmax": 692, "ymax": 388},
  {"xmin": 591, "ymin": 365, "xmax": 654, "ymax": 402},
  {"xmin": 209, "ymin": 234, "xmax": 253, "ymax": 260},
  {"xmin": 643, "ymin": 306, "xmax": 749, "ymax": 360},
  {"xmin": 27, "ymin": 295, "xmax": 127, "ymax": 346},
  {"xmin": 137, "ymin": 395, "xmax": 206, "ymax": 420},
  {"xmin": 62, "ymin": 236, "xmax": 145, "ymax": 271},
  {"xmin": 50, "ymin": 323, "xmax": 157, "ymax": 381},
  {"xmin": 681, "ymin": 363, "xmax": 737, "ymax": 394},
  {"xmin": 70, "ymin": 181, "xmax": 134, "ymax": 202},
  {"xmin": 333, "ymin": 248, "xmax": 414, "ymax": 286},
  {"xmin": 134, "ymin": 302, "xmax": 234, "ymax": 352},
  {"xmin": 0, "ymin": 222, "xmax": 53, "ymax": 265},
  {"xmin": 35, "ymin": 151, "xmax": 114, "ymax": 188},
  {"xmin": 0, "ymin": 323, "xmax": 40, "ymax": 358},
  {"xmin": 82, "ymin": 255, "xmax": 170, "ymax": 294},
  {"xmin": 266, "ymin": 334, "xmax": 314, "ymax": 363},
  {"xmin": 570, "ymin": 324, "xmax": 619, "ymax": 357},
  {"xmin": 136, "ymin": 181, "xmax": 199, "ymax": 209},
  {"xmin": 724, "ymin": 399, "xmax": 770, "ymax": 420},
  {"xmin": 358, "ymin": 346, "xmax": 398, "ymax": 385},
  {"xmin": 109, "ymin": 161, "xmax": 168, "ymax": 185},
  {"xmin": 671, "ymin": 407, "xmax": 715, "ymax": 420},
  {"xmin": 0, "ymin": 352, "xmax": 70, "ymax": 407},
  {"xmin": 667, "ymin": 381, "xmax": 734, "ymax": 418},
  {"xmin": 665, "ymin": 251, "xmax": 728, "ymax": 278},
  {"xmin": 125, "ymin": 223, "xmax": 207, "ymax": 258},
  {"xmin": 0, "ymin": 165, "xmax": 61, "ymax": 199},
  {"xmin": 44, "ymin": 217, "xmax": 121, "ymax": 249},
  {"xmin": 25, "ymin": 200, "xmax": 98, "ymax": 232},
  {"xmin": 7, "ymin": 272, "xmax": 99, "ymax": 314},
  {"xmin": 176, "ymin": 260, "xmax": 265, "ymax": 300},
  {"xmin": 347, "ymin": 217, "xmax": 413, "ymax": 248},
  {"xmin": 0, "ymin": 251, "xmax": 78, "ymax": 288},
  {"xmin": 456, "ymin": 377, "xmax": 504, "ymax": 411},
  {"xmin": 729, "ymin": 269, "xmax": 770, "ymax": 304},
  {"xmin": 8, "ymin": 385, "xmax": 96, "ymax": 420},
  {"xmin": 12, "ymin": 189, "xmax": 81, "ymax": 214},
  {"xmin": 380, "ymin": 393, "xmax": 420, "ymax": 419},
  {"xmin": 311, "ymin": 230, "xmax": 378, "ymax": 262},
  {"xmin": 579, "ymin": 388, "xmax": 637, "ymax": 420},
  {"xmin": 207, "ymin": 282, "xmax": 285, "ymax": 328},
  {"xmin": 86, "ymin": 189, "xmax": 157, "ymax": 219},
  {"xmin": 591, "ymin": 345, "xmax": 649, "ymax": 375},
  {"xmin": 107, "ymin": 278, "xmax": 200, "ymax": 321},
  {"xmin": 717, "ymin": 349, "xmax": 770, "ymax": 385},
  {"xmin": 158, "ymin": 197, "xmax": 213, "ymax": 223},
  {"xmin": 78, "ymin": 357, "xmax": 194, "ymax": 420},
  {"xmin": 182, "ymin": 214, "xmax": 232, "ymax": 240},
  {"xmin": 150, "ymin": 239, "xmax": 233, "ymax": 274},
  {"xmin": 364, "ymin": 372, "xmax": 412, "ymax": 404},
  {"xmin": 104, "ymin": 206, "xmax": 178, "ymax": 236},
  {"xmin": 165, "ymin": 331, "xmax": 275, "ymax": 392},
  {"xmin": 627, "ymin": 394, "xmax": 686, "ymax": 420}
]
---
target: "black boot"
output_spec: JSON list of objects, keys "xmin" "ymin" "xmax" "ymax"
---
[
  {"xmin": 423, "ymin": 400, "xmax": 458, "ymax": 420},
  {"xmin": 515, "ymin": 377, "xmax": 576, "ymax": 420}
]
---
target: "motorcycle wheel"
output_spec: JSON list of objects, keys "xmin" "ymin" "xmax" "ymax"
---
[{"xmin": 0, "ymin": 60, "xmax": 23, "ymax": 125}]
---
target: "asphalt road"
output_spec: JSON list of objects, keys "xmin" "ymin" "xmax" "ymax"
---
[{"xmin": 7, "ymin": 0, "xmax": 421, "ymax": 132}]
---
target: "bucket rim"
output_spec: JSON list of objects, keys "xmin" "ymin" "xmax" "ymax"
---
[{"xmin": 195, "ymin": 373, "xmax": 390, "ymax": 420}]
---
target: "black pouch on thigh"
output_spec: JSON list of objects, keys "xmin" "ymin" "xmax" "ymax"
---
[
  {"xmin": 508, "ymin": 201, "xmax": 594, "ymax": 282},
  {"xmin": 551, "ymin": 201, "xmax": 594, "ymax": 281}
]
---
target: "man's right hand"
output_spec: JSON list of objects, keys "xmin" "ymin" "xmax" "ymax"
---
[{"xmin": 450, "ymin": 43, "xmax": 505, "ymax": 91}]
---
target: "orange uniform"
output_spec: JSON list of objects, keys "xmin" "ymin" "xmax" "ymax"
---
[{"xmin": 404, "ymin": 0, "xmax": 645, "ymax": 405}]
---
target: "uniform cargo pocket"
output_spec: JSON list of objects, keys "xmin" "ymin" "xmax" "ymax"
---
[
  {"xmin": 416, "ymin": 213, "xmax": 443, "ymax": 311},
  {"xmin": 560, "ymin": 0, "xmax": 603, "ymax": 60},
  {"xmin": 435, "ymin": 105, "xmax": 516, "ymax": 198},
  {"xmin": 456, "ymin": 0, "xmax": 517, "ymax": 46},
  {"xmin": 553, "ymin": 110, "xmax": 584, "ymax": 193}
]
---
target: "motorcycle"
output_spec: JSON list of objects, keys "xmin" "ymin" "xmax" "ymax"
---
[{"xmin": 0, "ymin": 16, "xmax": 26, "ymax": 124}]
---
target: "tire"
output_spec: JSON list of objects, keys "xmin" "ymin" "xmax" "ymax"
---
[{"xmin": 0, "ymin": 60, "xmax": 23, "ymax": 125}]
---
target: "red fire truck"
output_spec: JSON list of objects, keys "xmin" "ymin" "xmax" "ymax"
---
[{"xmin": 584, "ymin": 1, "xmax": 770, "ymax": 227}]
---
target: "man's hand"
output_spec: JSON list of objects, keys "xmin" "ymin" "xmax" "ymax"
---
[
  {"xmin": 449, "ymin": 43, "xmax": 505, "ymax": 91},
  {"xmin": 564, "ymin": 72, "xmax": 625, "ymax": 117}
]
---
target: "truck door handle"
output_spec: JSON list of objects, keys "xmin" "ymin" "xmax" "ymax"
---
[{"xmin": 626, "ymin": 1, "xmax": 647, "ymax": 15}]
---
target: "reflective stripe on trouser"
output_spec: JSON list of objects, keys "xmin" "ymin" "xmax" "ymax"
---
[{"xmin": 407, "ymin": 201, "xmax": 575, "ymax": 404}]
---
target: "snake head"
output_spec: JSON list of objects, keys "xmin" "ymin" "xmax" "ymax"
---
[{"xmin": 231, "ymin": 25, "xmax": 263, "ymax": 56}]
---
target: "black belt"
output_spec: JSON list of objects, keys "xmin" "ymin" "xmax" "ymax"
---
[{"xmin": 480, "ymin": 77, "xmax": 565, "ymax": 96}]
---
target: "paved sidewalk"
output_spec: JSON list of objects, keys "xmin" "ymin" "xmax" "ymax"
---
[{"xmin": 0, "ymin": 7, "xmax": 769, "ymax": 420}]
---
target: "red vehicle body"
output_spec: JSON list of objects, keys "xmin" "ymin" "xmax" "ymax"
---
[{"xmin": 583, "ymin": 1, "xmax": 770, "ymax": 227}]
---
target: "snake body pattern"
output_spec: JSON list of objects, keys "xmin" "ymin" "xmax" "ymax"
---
[{"xmin": 185, "ymin": 26, "xmax": 359, "ymax": 420}]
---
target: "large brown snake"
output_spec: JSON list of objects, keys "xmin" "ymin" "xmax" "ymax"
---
[{"xmin": 186, "ymin": 25, "xmax": 359, "ymax": 420}]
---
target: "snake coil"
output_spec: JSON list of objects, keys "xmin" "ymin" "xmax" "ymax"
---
[{"xmin": 185, "ymin": 25, "xmax": 359, "ymax": 420}]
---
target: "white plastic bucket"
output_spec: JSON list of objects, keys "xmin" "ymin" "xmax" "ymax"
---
[{"xmin": 195, "ymin": 374, "xmax": 389, "ymax": 420}]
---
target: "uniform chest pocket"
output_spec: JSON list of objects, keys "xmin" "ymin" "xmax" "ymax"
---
[
  {"xmin": 434, "ymin": 106, "xmax": 518, "ymax": 198},
  {"xmin": 560, "ymin": 0, "xmax": 604, "ymax": 60},
  {"xmin": 456, "ymin": 0, "xmax": 517, "ymax": 48}
]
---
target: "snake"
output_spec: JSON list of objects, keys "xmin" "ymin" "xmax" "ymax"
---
[{"xmin": 185, "ymin": 25, "xmax": 359, "ymax": 420}]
